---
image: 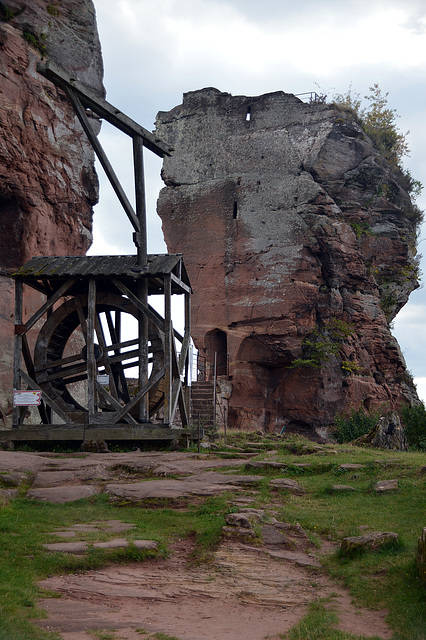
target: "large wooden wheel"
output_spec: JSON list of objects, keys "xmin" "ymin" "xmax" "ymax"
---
[{"xmin": 33, "ymin": 291, "xmax": 165, "ymax": 422}]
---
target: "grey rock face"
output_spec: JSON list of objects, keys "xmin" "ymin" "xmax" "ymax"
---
[{"xmin": 156, "ymin": 89, "xmax": 420, "ymax": 433}]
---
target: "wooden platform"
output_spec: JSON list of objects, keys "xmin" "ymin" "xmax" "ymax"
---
[{"xmin": 0, "ymin": 425, "xmax": 198, "ymax": 442}]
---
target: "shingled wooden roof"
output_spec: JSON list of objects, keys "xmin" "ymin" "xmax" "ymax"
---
[{"xmin": 13, "ymin": 254, "xmax": 191, "ymax": 296}]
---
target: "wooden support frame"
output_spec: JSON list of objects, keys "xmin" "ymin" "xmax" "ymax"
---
[
  {"xmin": 11, "ymin": 256, "xmax": 192, "ymax": 437},
  {"xmin": 9, "ymin": 62, "xmax": 193, "ymax": 442}
]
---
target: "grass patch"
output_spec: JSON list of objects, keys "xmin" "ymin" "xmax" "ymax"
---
[
  {"xmin": 280, "ymin": 598, "xmax": 385, "ymax": 639},
  {"xmin": 0, "ymin": 494, "xmax": 229, "ymax": 639}
]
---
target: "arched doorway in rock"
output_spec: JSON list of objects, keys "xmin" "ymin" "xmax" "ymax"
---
[{"xmin": 205, "ymin": 329, "xmax": 228, "ymax": 378}]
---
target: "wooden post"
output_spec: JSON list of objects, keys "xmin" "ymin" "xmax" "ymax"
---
[
  {"xmin": 12, "ymin": 278, "xmax": 23, "ymax": 427},
  {"xmin": 87, "ymin": 279, "xmax": 96, "ymax": 423},
  {"xmin": 184, "ymin": 291, "xmax": 191, "ymax": 418},
  {"xmin": 133, "ymin": 135, "xmax": 147, "ymax": 267},
  {"xmin": 163, "ymin": 274, "xmax": 172, "ymax": 425},
  {"xmin": 133, "ymin": 135, "xmax": 149, "ymax": 421}
]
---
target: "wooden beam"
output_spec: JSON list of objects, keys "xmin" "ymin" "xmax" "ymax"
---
[
  {"xmin": 64, "ymin": 86, "xmax": 141, "ymax": 233},
  {"xmin": 37, "ymin": 60, "xmax": 172, "ymax": 157},
  {"xmin": 171, "ymin": 272, "xmax": 191, "ymax": 294},
  {"xmin": 111, "ymin": 278, "xmax": 165, "ymax": 332},
  {"xmin": 95, "ymin": 382, "xmax": 138, "ymax": 424},
  {"xmin": 19, "ymin": 370, "xmax": 72, "ymax": 424},
  {"xmin": 163, "ymin": 274, "xmax": 172, "ymax": 424},
  {"xmin": 133, "ymin": 135, "xmax": 147, "ymax": 266},
  {"xmin": 87, "ymin": 279, "xmax": 96, "ymax": 421},
  {"xmin": 0, "ymin": 425, "xmax": 198, "ymax": 442},
  {"xmin": 138, "ymin": 278, "xmax": 149, "ymax": 422},
  {"xmin": 112, "ymin": 367, "xmax": 165, "ymax": 424},
  {"xmin": 13, "ymin": 278, "xmax": 23, "ymax": 426},
  {"xmin": 23, "ymin": 278, "xmax": 76, "ymax": 334}
]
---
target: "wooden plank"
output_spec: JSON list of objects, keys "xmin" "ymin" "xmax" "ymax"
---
[
  {"xmin": 35, "ymin": 351, "xmax": 83, "ymax": 373},
  {"xmin": 170, "ymin": 377, "xmax": 181, "ymax": 424},
  {"xmin": 138, "ymin": 278, "xmax": 149, "ymax": 422},
  {"xmin": 18, "ymin": 370, "xmax": 72, "ymax": 424},
  {"xmin": 0, "ymin": 425, "xmax": 198, "ymax": 442},
  {"xmin": 87, "ymin": 279, "xmax": 96, "ymax": 421},
  {"xmin": 133, "ymin": 135, "xmax": 147, "ymax": 266},
  {"xmin": 13, "ymin": 278, "xmax": 23, "ymax": 426},
  {"xmin": 163, "ymin": 275, "xmax": 172, "ymax": 424},
  {"xmin": 111, "ymin": 278, "xmax": 165, "ymax": 332},
  {"xmin": 23, "ymin": 277, "xmax": 76, "ymax": 333},
  {"xmin": 171, "ymin": 272, "xmax": 191, "ymax": 294},
  {"xmin": 105, "ymin": 311, "xmax": 130, "ymax": 404},
  {"xmin": 21, "ymin": 335, "xmax": 50, "ymax": 424},
  {"xmin": 94, "ymin": 312, "xmax": 119, "ymax": 402},
  {"xmin": 38, "ymin": 60, "xmax": 171, "ymax": 157},
  {"xmin": 178, "ymin": 384, "xmax": 189, "ymax": 428},
  {"xmin": 112, "ymin": 367, "xmax": 165, "ymax": 424},
  {"xmin": 64, "ymin": 86, "xmax": 141, "ymax": 233},
  {"xmin": 178, "ymin": 330, "xmax": 190, "ymax": 377},
  {"xmin": 95, "ymin": 382, "xmax": 138, "ymax": 424}
]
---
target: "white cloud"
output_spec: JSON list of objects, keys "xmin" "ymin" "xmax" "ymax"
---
[
  {"xmin": 413, "ymin": 377, "xmax": 426, "ymax": 403},
  {"xmin": 92, "ymin": 0, "xmax": 426, "ymax": 385}
]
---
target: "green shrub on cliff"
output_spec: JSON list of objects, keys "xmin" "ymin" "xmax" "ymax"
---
[
  {"xmin": 333, "ymin": 84, "xmax": 423, "ymax": 203},
  {"xmin": 332, "ymin": 405, "xmax": 382, "ymax": 443}
]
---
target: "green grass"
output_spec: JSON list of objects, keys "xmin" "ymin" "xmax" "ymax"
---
[
  {"xmin": 0, "ymin": 494, "xmax": 227, "ymax": 640},
  {"xmin": 279, "ymin": 599, "xmax": 385, "ymax": 640},
  {"xmin": 0, "ymin": 434, "xmax": 425, "ymax": 639}
]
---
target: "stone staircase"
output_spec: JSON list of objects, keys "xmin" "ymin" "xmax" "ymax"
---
[{"xmin": 191, "ymin": 380, "xmax": 215, "ymax": 425}]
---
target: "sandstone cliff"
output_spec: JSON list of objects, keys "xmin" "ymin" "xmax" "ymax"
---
[
  {"xmin": 156, "ymin": 89, "xmax": 421, "ymax": 434},
  {"xmin": 0, "ymin": 0, "xmax": 103, "ymax": 425}
]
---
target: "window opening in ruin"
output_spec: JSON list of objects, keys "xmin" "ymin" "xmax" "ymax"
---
[
  {"xmin": 205, "ymin": 329, "xmax": 228, "ymax": 377},
  {"xmin": 233, "ymin": 201, "xmax": 238, "ymax": 219},
  {"xmin": 245, "ymin": 106, "xmax": 251, "ymax": 121}
]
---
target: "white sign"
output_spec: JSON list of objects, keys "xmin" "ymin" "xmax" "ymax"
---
[
  {"xmin": 97, "ymin": 374, "xmax": 110, "ymax": 386},
  {"xmin": 13, "ymin": 390, "xmax": 42, "ymax": 406}
]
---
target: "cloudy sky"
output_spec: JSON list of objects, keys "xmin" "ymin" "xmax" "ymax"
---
[{"xmin": 89, "ymin": 0, "xmax": 426, "ymax": 399}]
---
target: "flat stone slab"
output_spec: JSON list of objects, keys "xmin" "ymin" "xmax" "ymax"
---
[
  {"xmin": 245, "ymin": 461, "xmax": 287, "ymax": 471},
  {"xmin": 44, "ymin": 542, "xmax": 89, "ymax": 555},
  {"xmin": 50, "ymin": 531, "xmax": 77, "ymax": 538},
  {"xmin": 269, "ymin": 478, "xmax": 305, "ymax": 494},
  {"xmin": 243, "ymin": 544, "xmax": 321, "ymax": 568},
  {"xmin": 341, "ymin": 532, "xmax": 399, "ymax": 555},
  {"xmin": 93, "ymin": 538, "xmax": 157, "ymax": 550},
  {"xmin": 0, "ymin": 487, "xmax": 19, "ymax": 505},
  {"xmin": 106, "ymin": 473, "xmax": 263, "ymax": 502},
  {"xmin": 339, "ymin": 463, "xmax": 365, "ymax": 470},
  {"xmin": 222, "ymin": 525, "xmax": 256, "ymax": 539},
  {"xmin": 183, "ymin": 471, "xmax": 262, "ymax": 486},
  {"xmin": 374, "ymin": 479, "xmax": 398, "ymax": 492},
  {"xmin": 0, "ymin": 471, "xmax": 28, "ymax": 487},
  {"xmin": 106, "ymin": 479, "xmax": 238, "ymax": 501},
  {"xmin": 43, "ymin": 539, "xmax": 158, "ymax": 554},
  {"xmin": 225, "ymin": 513, "xmax": 252, "ymax": 528},
  {"xmin": 331, "ymin": 484, "xmax": 355, "ymax": 491},
  {"xmin": 26, "ymin": 485, "xmax": 100, "ymax": 503},
  {"xmin": 261, "ymin": 524, "xmax": 294, "ymax": 547}
]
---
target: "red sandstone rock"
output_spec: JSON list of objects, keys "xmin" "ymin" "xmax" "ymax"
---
[
  {"xmin": 0, "ymin": 1, "xmax": 103, "ymax": 424},
  {"xmin": 156, "ymin": 89, "xmax": 420, "ymax": 434}
]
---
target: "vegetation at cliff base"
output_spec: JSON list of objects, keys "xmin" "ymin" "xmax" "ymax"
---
[{"xmin": 333, "ymin": 402, "xmax": 426, "ymax": 450}]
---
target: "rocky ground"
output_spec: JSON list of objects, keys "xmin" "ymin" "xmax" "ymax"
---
[{"xmin": 0, "ymin": 448, "xmax": 395, "ymax": 640}]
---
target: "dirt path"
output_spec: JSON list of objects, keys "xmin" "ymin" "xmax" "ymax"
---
[
  {"xmin": 0, "ymin": 449, "xmax": 394, "ymax": 639},
  {"xmin": 37, "ymin": 539, "xmax": 392, "ymax": 640}
]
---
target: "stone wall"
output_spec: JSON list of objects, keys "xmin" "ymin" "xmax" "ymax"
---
[
  {"xmin": 0, "ymin": 0, "xmax": 103, "ymax": 426},
  {"xmin": 156, "ymin": 89, "xmax": 420, "ymax": 435}
]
